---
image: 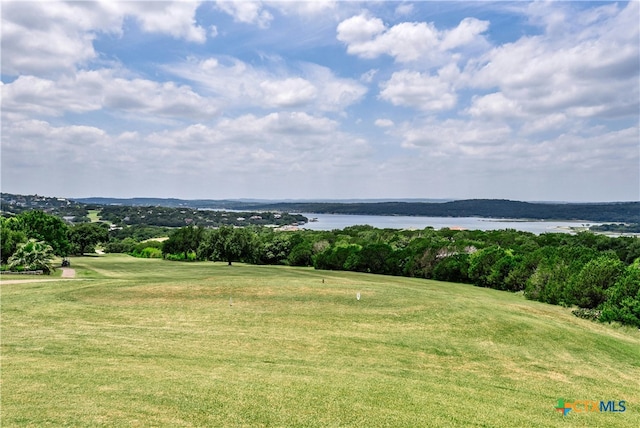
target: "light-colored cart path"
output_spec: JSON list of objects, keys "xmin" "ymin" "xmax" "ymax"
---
[
  {"xmin": 1, "ymin": 268, "xmax": 77, "ymax": 285},
  {"xmin": 61, "ymin": 268, "xmax": 76, "ymax": 278}
]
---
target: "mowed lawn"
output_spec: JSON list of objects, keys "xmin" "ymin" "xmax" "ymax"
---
[{"xmin": 1, "ymin": 255, "xmax": 639, "ymax": 427}]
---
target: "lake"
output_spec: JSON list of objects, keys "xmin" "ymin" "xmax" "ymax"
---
[{"xmin": 299, "ymin": 213, "xmax": 598, "ymax": 234}]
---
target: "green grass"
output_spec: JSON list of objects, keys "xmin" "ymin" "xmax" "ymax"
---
[
  {"xmin": 2, "ymin": 254, "xmax": 639, "ymax": 427},
  {"xmin": 87, "ymin": 209, "xmax": 102, "ymax": 223}
]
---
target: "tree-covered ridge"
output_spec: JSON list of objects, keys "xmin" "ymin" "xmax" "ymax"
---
[
  {"xmin": 75, "ymin": 196, "xmax": 640, "ymax": 222},
  {"xmin": 4, "ymin": 193, "xmax": 639, "ymax": 223},
  {"xmin": 590, "ymin": 223, "xmax": 640, "ymax": 233},
  {"xmin": 1, "ymin": 193, "xmax": 89, "ymax": 221},
  {"xmin": 1, "ymin": 193, "xmax": 308, "ymax": 228},
  {"xmin": 248, "ymin": 199, "xmax": 640, "ymax": 223},
  {"xmin": 98, "ymin": 205, "xmax": 307, "ymax": 228}
]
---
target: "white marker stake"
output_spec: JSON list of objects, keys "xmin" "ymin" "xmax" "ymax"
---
[
  {"xmin": 230, "ymin": 297, "xmax": 233, "ymax": 306},
  {"xmin": 356, "ymin": 292, "xmax": 361, "ymax": 301}
]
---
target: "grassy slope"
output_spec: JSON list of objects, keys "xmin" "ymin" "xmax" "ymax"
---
[{"xmin": 1, "ymin": 255, "xmax": 638, "ymax": 427}]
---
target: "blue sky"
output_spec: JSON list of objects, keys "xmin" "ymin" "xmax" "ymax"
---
[{"xmin": 1, "ymin": 1, "xmax": 638, "ymax": 202}]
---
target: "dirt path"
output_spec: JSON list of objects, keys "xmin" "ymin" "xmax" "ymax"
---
[{"xmin": 61, "ymin": 268, "xmax": 76, "ymax": 278}]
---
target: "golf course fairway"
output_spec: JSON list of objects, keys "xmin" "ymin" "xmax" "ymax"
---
[{"xmin": 2, "ymin": 254, "xmax": 638, "ymax": 427}]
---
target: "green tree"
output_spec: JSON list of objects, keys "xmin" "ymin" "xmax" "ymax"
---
[
  {"xmin": 468, "ymin": 246, "xmax": 510, "ymax": 288},
  {"xmin": 132, "ymin": 240, "xmax": 164, "ymax": 258},
  {"xmin": 68, "ymin": 223, "xmax": 109, "ymax": 255},
  {"xmin": 258, "ymin": 232, "xmax": 293, "ymax": 265},
  {"xmin": 503, "ymin": 252, "xmax": 540, "ymax": 292},
  {"xmin": 600, "ymin": 259, "xmax": 640, "ymax": 327},
  {"xmin": 15, "ymin": 211, "xmax": 70, "ymax": 256},
  {"xmin": 524, "ymin": 260, "xmax": 571, "ymax": 305},
  {"xmin": 568, "ymin": 256, "xmax": 624, "ymax": 309},
  {"xmin": 288, "ymin": 240, "xmax": 313, "ymax": 266},
  {"xmin": 162, "ymin": 226, "xmax": 204, "ymax": 260},
  {"xmin": 104, "ymin": 237, "xmax": 137, "ymax": 254},
  {"xmin": 432, "ymin": 254, "xmax": 470, "ymax": 283},
  {"xmin": 314, "ymin": 243, "xmax": 361, "ymax": 271},
  {"xmin": 356, "ymin": 243, "xmax": 393, "ymax": 274},
  {"xmin": 199, "ymin": 226, "xmax": 255, "ymax": 265},
  {"xmin": 1, "ymin": 217, "xmax": 27, "ymax": 264},
  {"xmin": 8, "ymin": 239, "xmax": 56, "ymax": 274}
]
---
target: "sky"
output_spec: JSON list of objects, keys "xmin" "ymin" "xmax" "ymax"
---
[{"xmin": 1, "ymin": 0, "xmax": 639, "ymax": 202}]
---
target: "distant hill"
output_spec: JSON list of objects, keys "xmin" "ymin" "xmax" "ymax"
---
[
  {"xmin": 246, "ymin": 199, "xmax": 640, "ymax": 223},
  {"xmin": 72, "ymin": 197, "xmax": 452, "ymax": 208},
  {"xmin": 71, "ymin": 196, "xmax": 640, "ymax": 223},
  {"xmin": 73, "ymin": 197, "xmax": 249, "ymax": 210},
  {"xmin": 3, "ymin": 193, "xmax": 638, "ymax": 223}
]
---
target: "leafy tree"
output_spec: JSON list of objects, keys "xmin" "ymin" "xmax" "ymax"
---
[
  {"xmin": 199, "ymin": 226, "xmax": 255, "ymax": 265},
  {"xmin": 104, "ymin": 237, "xmax": 137, "ymax": 254},
  {"xmin": 619, "ymin": 238, "xmax": 640, "ymax": 264},
  {"xmin": 132, "ymin": 240, "xmax": 164, "ymax": 258},
  {"xmin": 469, "ymin": 246, "xmax": 510, "ymax": 288},
  {"xmin": 15, "ymin": 211, "xmax": 70, "ymax": 256},
  {"xmin": 600, "ymin": 259, "xmax": 640, "ymax": 327},
  {"xmin": 525, "ymin": 260, "xmax": 572, "ymax": 305},
  {"xmin": 109, "ymin": 224, "xmax": 173, "ymax": 241},
  {"xmin": 402, "ymin": 236, "xmax": 447, "ymax": 278},
  {"xmin": 8, "ymin": 239, "xmax": 56, "ymax": 274},
  {"xmin": 432, "ymin": 254, "xmax": 470, "ymax": 283},
  {"xmin": 1, "ymin": 217, "xmax": 27, "ymax": 264},
  {"xmin": 288, "ymin": 240, "xmax": 314, "ymax": 266},
  {"xmin": 258, "ymin": 232, "xmax": 293, "ymax": 265},
  {"xmin": 568, "ymin": 256, "xmax": 624, "ymax": 309},
  {"xmin": 312, "ymin": 240, "xmax": 330, "ymax": 255},
  {"xmin": 162, "ymin": 226, "xmax": 204, "ymax": 260},
  {"xmin": 487, "ymin": 250, "xmax": 518, "ymax": 290},
  {"xmin": 68, "ymin": 223, "xmax": 109, "ymax": 255},
  {"xmin": 501, "ymin": 261, "xmax": 527, "ymax": 292},
  {"xmin": 356, "ymin": 243, "xmax": 393, "ymax": 274},
  {"xmin": 314, "ymin": 243, "xmax": 361, "ymax": 271},
  {"xmin": 522, "ymin": 246, "xmax": 579, "ymax": 305}
]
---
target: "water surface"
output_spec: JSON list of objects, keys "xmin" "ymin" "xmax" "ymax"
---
[{"xmin": 300, "ymin": 213, "xmax": 596, "ymax": 234}]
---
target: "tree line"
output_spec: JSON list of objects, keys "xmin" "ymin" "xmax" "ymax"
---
[
  {"xmin": 2, "ymin": 210, "xmax": 638, "ymax": 328},
  {"xmin": 99, "ymin": 205, "xmax": 306, "ymax": 228}
]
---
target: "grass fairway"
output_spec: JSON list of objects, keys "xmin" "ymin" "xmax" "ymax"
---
[
  {"xmin": 87, "ymin": 209, "xmax": 102, "ymax": 223},
  {"xmin": 2, "ymin": 255, "xmax": 638, "ymax": 427}
]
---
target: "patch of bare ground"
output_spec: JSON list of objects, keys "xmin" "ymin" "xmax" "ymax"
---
[{"xmin": 61, "ymin": 268, "xmax": 76, "ymax": 278}]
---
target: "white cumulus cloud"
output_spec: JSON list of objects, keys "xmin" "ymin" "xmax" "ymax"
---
[
  {"xmin": 1, "ymin": 69, "xmax": 219, "ymax": 121},
  {"xmin": 167, "ymin": 57, "xmax": 367, "ymax": 113},
  {"xmin": 1, "ymin": 1, "xmax": 207, "ymax": 76},
  {"xmin": 337, "ymin": 13, "xmax": 489, "ymax": 63},
  {"xmin": 379, "ymin": 65, "xmax": 460, "ymax": 111}
]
